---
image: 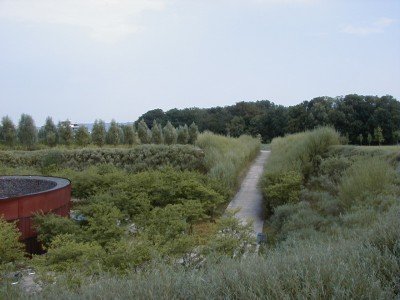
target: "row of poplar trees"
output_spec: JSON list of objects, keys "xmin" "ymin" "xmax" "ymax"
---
[{"xmin": 0, "ymin": 114, "xmax": 199, "ymax": 149}]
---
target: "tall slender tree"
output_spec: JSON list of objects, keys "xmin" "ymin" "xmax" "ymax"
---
[
  {"xmin": 188, "ymin": 122, "xmax": 199, "ymax": 144},
  {"xmin": 163, "ymin": 121, "xmax": 177, "ymax": 145},
  {"xmin": 91, "ymin": 119, "xmax": 107, "ymax": 147},
  {"xmin": 57, "ymin": 120, "xmax": 74, "ymax": 146},
  {"xmin": 367, "ymin": 133, "xmax": 372, "ymax": 146},
  {"xmin": 107, "ymin": 120, "xmax": 120, "ymax": 146},
  {"xmin": 18, "ymin": 114, "xmax": 37, "ymax": 149},
  {"xmin": 122, "ymin": 125, "xmax": 135, "ymax": 146},
  {"xmin": 177, "ymin": 124, "xmax": 189, "ymax": 144},
  {"xmin": 1, "ymin": 116, "xmax": 17, "ymax": 146},
  {"xmin": 138, "ymin": 119, "xmax": 151, "ymax": 144},
  {"xmin": 42, "ymin": 116, "xmax": 58, "ymax": 147},
  {"xmin": 374, "ymin": 126, "xmax": 384, "ymax": 145},
  {"xmin": 75, "ymin": 125, "xmax": 91, "ymax": 147},
  {"xmin": 357, "ymin": 134, "xmax": 363, "ymax": 145},
  {"xmin": 151, "ymin": 120, "xmax": 163, "ymax": 144}
]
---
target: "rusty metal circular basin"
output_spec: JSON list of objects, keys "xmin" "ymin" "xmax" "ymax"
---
[{"xmin": 0, "ymin": 176, "xmax": 71, "ymax": 252}]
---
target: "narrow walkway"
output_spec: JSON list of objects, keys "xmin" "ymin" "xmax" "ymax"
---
[{"xmin": 226, "ymin": 150, "xmax": 270, "ymax": 234}]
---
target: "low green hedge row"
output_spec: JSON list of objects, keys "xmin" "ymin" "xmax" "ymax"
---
[{"xmin": 0, "ymin": 145, "xmax": 206, "ymax": 173}]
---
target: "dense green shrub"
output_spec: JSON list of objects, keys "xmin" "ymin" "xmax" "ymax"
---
[
  {"xmin": 34, "ymin": 234, "xmax": 105, "ymax": 273},
  {"xmin": 0, "ymin": 217, "xmax": 25, "ymax": 267},
  {"xmin": 0, "ymin": 145, "xmax": 206, "ymax": 172},
  {"xmin": 262, "ymin": 127, "xmax": 341, "ymax": 209},
  {"xmin": 263, "ymin": 171, "xmax": 302, "ymax": 209},
  {"xmin": 78, "ymin": 168, "xmax": 227, "ymax": 218},
  {"xmin": 196, "ymin": 132, "xmax": 260, "ymax": 190},
  {"xmin": 34, "ymin": 214, "xmax": 81, "ymax": 248}
]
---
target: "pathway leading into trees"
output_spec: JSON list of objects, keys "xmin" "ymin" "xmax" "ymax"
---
[{"xmin": 226, "ymin": 150, "xmax": 270, "ymax": 234}]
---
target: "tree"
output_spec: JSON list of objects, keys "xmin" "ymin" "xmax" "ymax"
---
[
  {"xmin": 75, "ymin": 125, "xmax": 91, "ymax": 147},
  {"xmin": 227, "ymin": 116, "xmax": 245, "ymax": 137},
  {"xmin": 57, "ymin": 120, "xmax": 74, "ymax": 146},
  {"xmin": 177, "ymin": 124, "xmax": 189, "ymax": 144},
  {"xmin": 1, "ymin": 116, "xmax": 17, "ymax": 146},
  {"xmin": 0, "ymin": 217, "xmax": 25, "ymax": 265},
  {"xmin": 357, "ymin": 134, "xmax": 363, "ymax": 145},
  {"xmin": 188, "ymin": 122, "xmax": 199, "ymax": 144},
  {"xmin": 106, "ymin": 120, "xmax": 120, "ymax": 146},
  {"xmin": 163, "ymin": 121, "xmax": 177, "ymax": 145},
  {"xmin": 118, "ymin": 126, "xmax": 125, "ymax": 144},
  {"xmin": 122, "ymin": 125, "xmax": 136, "ymax": 146},
  {"xmin": 374, "ymin": 126, "xmax": 384, "ymax": 145},
  {"xmin": 138, "ymin": 119, "xmax": 151, "ymax": 144},
  {"xmin": 367, "ymin": 133, "xmax": 373, "ymax": 146},
  {"xmin": 91, "ymin": 119, "xmax": 106, "ymax": 147},
  {"xmin": 151, "ymin": 120, "xmax": 163, "ymax": 144},
  {"xmin": 393, "ymin": 130, "xmax": 400, "ymax": 145},
  {"xmin": 42, "ymin": 117, "xmax": 58, "ymax": 147},
  {"xmin": 18, "ymin": 114, "xmax": 37, "ymax": 149}
]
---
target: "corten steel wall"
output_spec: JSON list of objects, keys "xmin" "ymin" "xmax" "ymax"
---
[{"xmin": 0, "ymin": 176, "xmax": 71, "ymax": 253}]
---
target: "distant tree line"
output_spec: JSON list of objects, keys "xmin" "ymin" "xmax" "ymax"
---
[
  {"xmin": 136, "ymin": 94, "xmax": 400, "ymax": 145},
  {"xmin": 0, "ymin": 115, "xmax": 199, "ymax": 149}
]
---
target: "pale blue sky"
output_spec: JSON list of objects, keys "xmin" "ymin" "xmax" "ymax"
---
[{"xmin": 0, "ymin": 0, "xmax": 399, "ymax": 125}]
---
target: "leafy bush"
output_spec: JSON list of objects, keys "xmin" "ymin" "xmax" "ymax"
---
[
  {"xmin": 263, "ymin": 171, "xmax": 302, "ymax": 209},
  {"xmin": 0, "ymin": 217, "xmax": 25, "ymax": 266},
  {"xmin": 34, "ymin": 234, "xmax": 104, "ymax": 273},
  {"xmin": 34, "ymin": 213, "xmax": 81, "ymax": 248}
]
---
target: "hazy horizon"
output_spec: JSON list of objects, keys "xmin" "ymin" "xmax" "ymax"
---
[{"xmin": 1, "ymin": 0, "xmax": 399, "ymax": 126}]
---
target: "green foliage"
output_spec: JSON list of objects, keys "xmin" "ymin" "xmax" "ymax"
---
[
  {"xmin": 138, "ymin": 119, "xmax": 151, "ymax": 144},
  {"xmin": 34, "ymin": 213, "xmax": 81, "ymax": 248},
  {"xmin": 177, "ymin": 124, "xmax": 189, "ymax": 144},
  {"xmin": 103, "ymin": 240, "xmax": 152, "ymax": 272},
  {"xmin": 41, "ymin": 117, "xmax": 58, "ymax": 147},
  {"xmin": 204, "ymin": 212, "xmax": 256, "ymax": 257},
  {"xmin": 135, "ymin": 94, "xmax": 400, "ymax": 145},
  {"xmin": 338, "ymin": 157, "xmax": 396, "ymax": 209},
  {"xmin": 1, "ymin": 116, "xmax": 17, "ymax": 146},
  {"xmin": 91, "ymin": 119, "xmax": 106, "ymax": 147},
  {"xmin": 163, "ymin": 121, "xmax": 177, "ymax": 145},
  {"xmin": 357, "ymin": 133, "xmax": 363, "ymax": 145},
  {"xmin": 151, "ymin": 120, "xmax": 163, "ymax": 144},
  {"xmin": 0, "ymin": 217, "xmax": 25, "ymax": 266},
  {"xmin": 35, "ymin": 234, "xmax": 105, "ymax": 273},
  {"xmin": 79, "ymin": 202, "xmax": 124, "ymax": 247},
  {"xmin": 0, "ymin": 145, "xmax": 206, "ymax": 172},
  {"xmin": 393, "ymin": 130, "xmax": 400, "ymax": 144},
  {"xmin": 17, "ymin": 113, "xmax": 37, "ymax": 149},
  {"xmin": 263, "ymin": 171, "xmax": 302, "ymax": 209},
  {"xmin": 74, "ymin": 125, "xmax": 91, "ymax": 147},
  {"xmin": 374, "ymin": 126, "xmax": 385, "ymax": 145},
  {"xmin": 367, "ymin": 133, "xmax": 373, "ymax": 145},
  {"xmin": 188, "ymin": 122, "xmax": 199, "ymax": 144},
  {"xmin": 266, "ymin": 127, "xmax": 341, "ymax": 177},
  {"xmin": 196, "ymin": 132, "xmax": 260, "ymax": 190},
  {"xmin": 122, "ymin": 125, "xmax": 135, "ymax": 146},
  {"xmin": 106, "ymin": 119, "xmax": 120, "ymax": 146},
  {"xmin": 57, "ymin": 120, "xmax": 74, "ymax": 146}
]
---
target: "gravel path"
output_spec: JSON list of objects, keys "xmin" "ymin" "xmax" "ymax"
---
[{"xmin": 226, "ymin": 150, "xmax": 270, "ymax": 234}]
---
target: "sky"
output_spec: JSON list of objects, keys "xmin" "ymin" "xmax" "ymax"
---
[{"xmin": 0, "ymin": 0, "xmax": 399, "ymax": 125}]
